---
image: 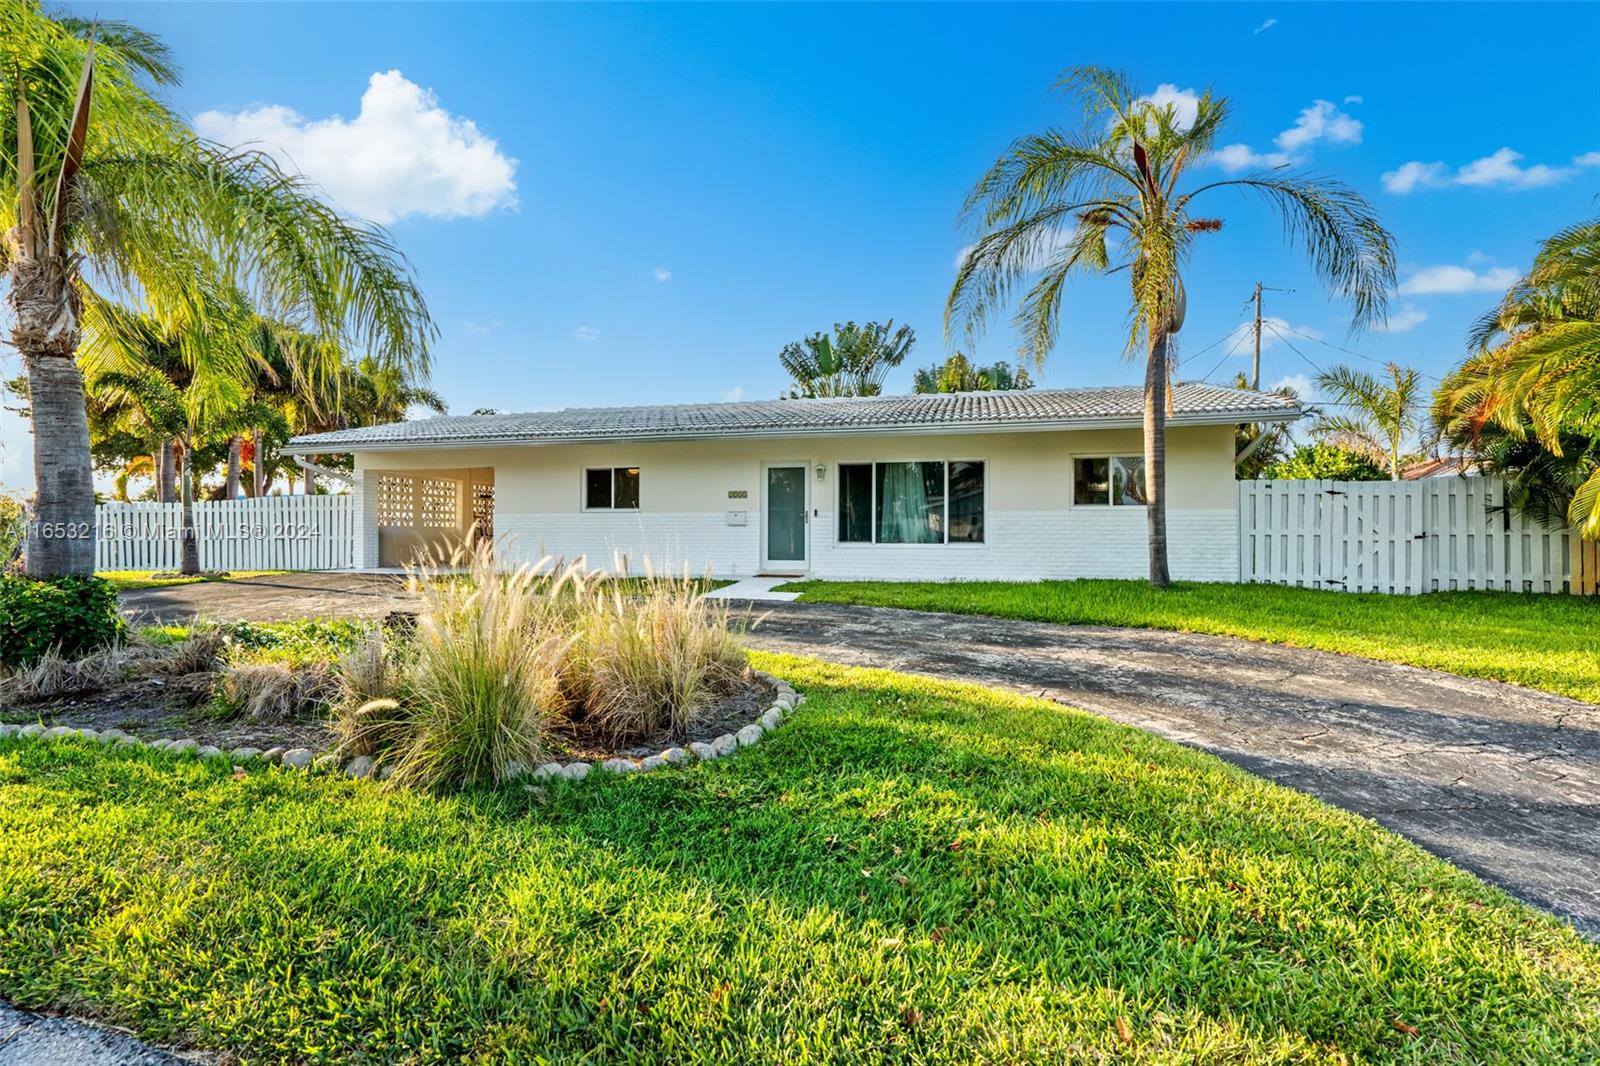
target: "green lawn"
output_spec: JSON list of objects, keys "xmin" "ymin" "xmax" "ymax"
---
[
  {"xmin": 98, "ymin": 569, "xmax": 286, "ymax": 591},
  {"xmin": 0, "ymin": 655, "xmax": 1594, "ymax": 1063},
  {"xmin": 776, "ymin": 579, "xmax": 1600, "ymax": 704}
]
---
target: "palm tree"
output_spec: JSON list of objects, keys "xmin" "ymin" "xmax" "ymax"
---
[
  {"xmin": 1434, "ymin": 218, "xmax": 1600, "ymax": 535},
  {"xmin": 779, "ymin": 321, "xmax": 914, "ymax": 398},
  {"xmin": 285, "ymin": 354, "xmax": 448, "ymax": 492},
  {"xmin": 1310, "ymin": 363, "xmax": 1421, "ymax": 480},
  {"xmin": 948, "ymin": 67, "xmax": 1394, "ymax": 585},
  {"xmin": 912, "ymin": 352, "xmax": 1034, "ymax": 393},
  {"xmin": 2, "ymin": 4, "xmax": 432, "ymax": 576},
  {"xmin": 1231, "ymin": 372, "xmax": 1297, "ymax": 478}
]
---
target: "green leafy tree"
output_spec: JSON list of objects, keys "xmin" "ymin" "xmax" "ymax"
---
[
  {"xmin": 1263, "ymin": 442, "xmax": 1388, "ymax": 481},
  {"xmin": 948, "ymin": 67, "xmax": 1394, "ymax": 585},
  {"xmin": 780, "ymin": 321, "xmax": 914, "ymax": 398},
  {"xmin": 1, "ymin": 3, "xmax": 432, "ymax": 576},
  {"xmin": 1434, "ymin": 218, "xmax": 1600, "ymax": 536},
  {"xmin": 912, "ymin": 353, "xmax": 1034, "ymax": 393},
  {"xmin": 1310, "ymin": 363, "xmax": 1422, "ymax": 480},
  {"xmin": 1232, "ymin": 372, "xmax": 1298, "ymax": 478}
]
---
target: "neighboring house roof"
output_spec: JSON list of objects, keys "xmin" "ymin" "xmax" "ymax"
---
[
  {"xmin": 1402, "ymin": 456, "xmax": 1484, "ymax": 480},
  {"xmin": 287, "ymin": 383, "xmax": 1302, "ymax": 452}
]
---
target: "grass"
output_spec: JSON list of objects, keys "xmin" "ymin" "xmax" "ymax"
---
[
  {"xmin": 776, "ymin": 579, "xmax": 1600, "ymax": 703},
  {"xmin": 98, "ymin": 569, "xmax": 285, "ymax": 591},
  {"xmin": 0, "ymin": 655, "xmax": 1595, "ymax": 1063}
]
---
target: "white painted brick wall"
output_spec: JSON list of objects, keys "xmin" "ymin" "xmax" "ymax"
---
[
  {"xmin": 352, "ymin": 472, "xmax": 381, "ymax": 570},
  {"xmin": 494, "ymin": 506, "xmax": 1238, "ymax": 582},
  {"xmin": 495, "ymin": 512, "xmax": 761, "ymax": 577}
]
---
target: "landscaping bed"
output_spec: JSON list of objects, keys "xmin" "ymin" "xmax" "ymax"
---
[
  {"xmin": 776, "ymin": 578, "xmax": 1600, "ymax": 703},
  {"xmin": 0, "ymin": 655, "xmax": 1595, "ymax": 1063}
]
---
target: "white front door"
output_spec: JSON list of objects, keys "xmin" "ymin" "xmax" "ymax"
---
[{"xmin": 761, "ymin": 463, "xmax": 809, "ymax": 573}]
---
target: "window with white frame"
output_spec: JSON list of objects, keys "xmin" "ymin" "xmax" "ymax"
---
[
  {"xmin": 837, "ymin": 461, "xmax": 984, "ymax": 544},
  {"xmin": 584, "ymin": 467, "xmax": 640, "ymax": 510},
  {"xmin": 1073, "ymin": 455, "xmax": 1147, "ymax": 506}
]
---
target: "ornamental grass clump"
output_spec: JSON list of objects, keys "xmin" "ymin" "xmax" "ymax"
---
[
  {"xmin": 570, "ymin": 563, "xmax": 747, "ymax": 744},
  {"xmin": 352, "ymin": 545, "xmax": 571, "ymax": 789}
]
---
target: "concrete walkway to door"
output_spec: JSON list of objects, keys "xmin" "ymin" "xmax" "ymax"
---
[{"xmin": 117, "ymin": 575, "xmax": 1600, "ymax": 935}]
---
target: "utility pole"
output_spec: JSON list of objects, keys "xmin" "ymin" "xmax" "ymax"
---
[{"xmin": 1251, "ymin": 281, "xmax": 1263, "ymax": 390}]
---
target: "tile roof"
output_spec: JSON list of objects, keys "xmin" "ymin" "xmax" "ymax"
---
[{"xmin": 287, "ymin": 383, "xmax": 1302, "ymax": 451}]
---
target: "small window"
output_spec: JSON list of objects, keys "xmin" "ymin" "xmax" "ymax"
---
[
  {"xmin": 1074, "ymin": 455, "xmax": 1145, "ymax": 506},
  {"xmin": 585, "ymin": 467, "xmax": 640, "ymax": 510}
]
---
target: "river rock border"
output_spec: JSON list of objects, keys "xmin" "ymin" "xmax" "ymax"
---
[{"xmin": 0, "ymin": 671, "xmax": 804, "ymax": 784}]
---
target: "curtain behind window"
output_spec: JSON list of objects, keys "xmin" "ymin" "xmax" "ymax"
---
[{"xmin": 877, "ymin": 462, "xmax": 944, "ymax": 543}]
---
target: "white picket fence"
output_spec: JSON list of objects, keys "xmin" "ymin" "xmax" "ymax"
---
[
  {"xmin": 1239, "ymin": 477, "xmax": 1597, "ymax": 595},
  {"xmin": 95, "ymin": 496, "xmax": 356, "ymax": 572}
]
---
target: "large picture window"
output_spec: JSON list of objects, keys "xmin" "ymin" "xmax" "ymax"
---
[
  {"xmin": 1073, "ymin": 455, "xmax": 1146, "ymax": 506},
  {"xmin": 837, "ymin": 461, "xmax": 984, "ymax": 544},
  {"xmin": 585, "ymin": 467, "xmax": 641, "ymax": 510}
]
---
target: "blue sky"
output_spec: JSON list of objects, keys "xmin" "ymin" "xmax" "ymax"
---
[{"xmin": 4, "ymin": 2, "xmax": 1600, "ymax": 490}]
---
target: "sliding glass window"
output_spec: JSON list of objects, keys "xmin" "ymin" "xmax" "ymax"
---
[{"xmin": 836, "ymin": 461, "xmax": 983, "ymax": 544}]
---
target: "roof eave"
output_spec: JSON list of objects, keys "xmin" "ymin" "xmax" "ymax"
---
[{"xmin": 286, "ymin": 407, "xmax": 1302, "ymax": 455}]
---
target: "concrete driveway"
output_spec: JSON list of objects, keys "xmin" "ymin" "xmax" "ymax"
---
[{"xmin": 119, "ymin": 574, "xmax": 1600, "ymax": 934}]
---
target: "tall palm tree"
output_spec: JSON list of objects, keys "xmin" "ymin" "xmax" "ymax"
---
[
  {"xmin": 2, "ymin": 4, "xmax": 432, "ymax": 576},
  {"xmin": 949, "ymin": 67, "xmax": 1394, "ymax": 585},
  {"xmin": 912, "ymin": 352, "xmax": 1034, "ymax": 393},
  {"xmin": 1310, "ymin": 362, "xmax": 1422, "ymax": 480},
  {"xmin": 1435, "ymin": 218, "xmax": 1600, "ymax": 536},
  {"xmin": 779, "ymin": 321, "xmax": 915, "ymax": 398}
]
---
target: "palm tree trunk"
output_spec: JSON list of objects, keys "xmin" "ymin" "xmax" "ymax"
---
[
  {"xmin": 157, "ymin": 439, "xmax": 176, "ymax": 502},
  {"xmin": 251, "ymin": 430, "xmax": 266, "ymax": 497},
  {"xmin": 1144, "ymin": 332, "xmax": 1172, "ymax": 588},
  {"xmin": 179, "ymin": 439, "xmax": 200, "ymax": 576},
  {"xmin": 9, "ymin": 258, "xmax": 95, "ymax": 577},
  {"xmin": 226, "ymin": 436, "xmax": 242, "ymax": 498}
]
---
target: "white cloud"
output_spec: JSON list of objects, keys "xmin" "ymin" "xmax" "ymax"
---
[
  {"xmin": 1271, "ymin": 373, "xmax": 1313, "ymax": 400},
  {"xmin": 1343, "ymin": 94, "xmax": 1363, "ymax": 105},
  {"xmin": 1226, "ymin": 316, "xmax": 1323, "ymax": 354},
  {"xmin": 1211, "ymin": 143, "xmax": 1293, "ymax": 173},
  {"xmin": 1383, "ymin": 147, "xmax": 1599, "ymax": 194},
  {"xmin": 195, "ymin": 70, "xmax": 518, "ymax": 224},
  {"xmin": 1398, "ymin": 264, "xmax": 1520, "ymax": 295},
  {"xmin": 1274, "ymin": 100, "xmax": 1362, "ymax": 153},
  {"xmin": 1207, "ymin": 97, "xmax": 1359, "ymax": 172},
  {"xmin": 1378, "ymin": 304, "xmax": 1429, "ymax": 332},
  {"xmin": 1136, "ymin": 83, "xmax": 1201, "ymax": 131},
  {"xmin": 1381, "ymin": 160, "xmax": 1449, "ymax": 194},
  {"xmin": 1254, "ymin": 17, "xmax": 1277, "ymax": 34},
  {"xmin": 462, "ymin": 319, "xmax": 502, "ymax": 335},
  {"xmin": 652, "ymin": 267, "xmax": 673, "ymax": 283},
  {"xmin": 574, "ymin": 325, "xmax": 600, "ymax": 342},
  {"xmin": 722, "ymin": 386, "xmax": 745, "ymax": 402}
]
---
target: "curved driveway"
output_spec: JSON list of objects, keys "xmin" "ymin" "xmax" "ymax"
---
[{"xmin": 120, "ymin": 576, "xmax": 1600, "ymax": 934}]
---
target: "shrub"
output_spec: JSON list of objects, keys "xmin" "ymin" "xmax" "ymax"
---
[
  {"xmin": 0, "ymin": 574, "xmax": 124, "ymax": 669},
  {"xmin": 0, "ymin": 644, "xmax": 129, "ymax": 702},
  {"xmin": 1262, "ymin": 443, "xmax": 1389, "ymax": 481},
  {"xmin": 0, "ymin": 495, "xmax": 23, "ymax": 572}
]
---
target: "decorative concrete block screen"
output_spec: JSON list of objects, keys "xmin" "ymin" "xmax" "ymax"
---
[
  {"xmin": 1239, "ymin": 478, "xmax": 1597, "ymax": 595},
  {"xmin": 95, "ymin": 496, "xmax": 357, "ymax": 572}
]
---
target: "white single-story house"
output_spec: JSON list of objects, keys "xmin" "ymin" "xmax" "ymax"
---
[{"xmin": 286, "ymin": 383, "xmax": 1301, "ymax": 581}]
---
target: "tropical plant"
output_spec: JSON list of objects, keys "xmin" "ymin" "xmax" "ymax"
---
[
  {"xmin": 779, "ymin": 320, "xmax": 914, "ymax": 398},
  {"xmin": 1, "ymin": 3, "xmax": 432, "ymax": 576},
  {"xmin": 1231, "ymin": 371, "xmax": 1299, "ymax": 478},
  {"xmin": 1262, "ymin": 442, "xmax": 1388, "ymax": 482},
  {"xmin": 1433, "ymin": 218, "xmax": 1600, "ymax": 536},
  {"xmin": 948, "ymin": 67, "xmax": 1394, "ymax": 585},
  {"xmin": 1309, "ymin": 362, "xmax": 1422, "ymax": 480},
  {"xmin": 0, "ymin": 492, "xmax": 24, "ymax": 569},
  {"xmin": 912, "ymin": 352, "xmax": 1034, "ymax": 393}
]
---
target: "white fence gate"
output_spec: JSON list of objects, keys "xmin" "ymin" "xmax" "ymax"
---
[
  {"xmin": 95, "ymin": 496, "xmax": 357, "ymax": 572},
  {"xmin": 1239, "ymin": 478, "xmax": 1597, "ymax": 595}
]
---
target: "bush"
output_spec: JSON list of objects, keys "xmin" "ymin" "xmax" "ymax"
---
[
  {"xmin": 0, "ymin": 495, "xmax": 23, "ymax": 571},
  {"xmin": 1262, "ymin": 442, "xmax": 1389, "ymax": 481},
  {"xmin": 216, "ymin": 662, "xmax": 335, "ymax": 722},
  {"xmin": 0, "ymin": 574, "xmax": 123, "ymax": 669}
]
